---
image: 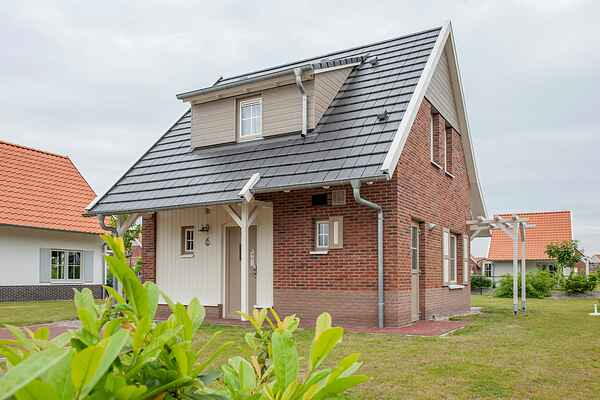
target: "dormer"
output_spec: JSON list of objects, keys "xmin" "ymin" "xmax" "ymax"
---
[{"xmin": 177, "ymin": 57, "xmax": 363, "ymax": 149}]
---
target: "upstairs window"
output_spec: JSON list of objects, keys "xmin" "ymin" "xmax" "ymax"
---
[
  {"xmin": 430, "ymin": 111, "xmax": 441, "ymax": 166},
  {"xmin": 239, "ymin": 97, "xmax": 262, "ymax": 139},
  {"xmin": 315, "ymin": 220, "xmax": 330, "ymax": 249}
]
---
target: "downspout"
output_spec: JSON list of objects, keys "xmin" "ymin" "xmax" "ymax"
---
[
  {"xmin": 351, "ymin": 180, "xmax": 384, "ymax": 328},
  {"xmin": 98, "ymin": 215, "xmax": 117, "ymax": 235},
  {"xmin": 294, "ymin": 67, "xmax": 309, "ymax": 137}
]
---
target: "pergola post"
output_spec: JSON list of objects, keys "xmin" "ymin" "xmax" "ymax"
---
[
  {"xmin": 520, "ymin": 223, "xmax": 527, "ymax": 314},
  {"xmin": 512, "ymin": 219, "xmax": 519, "ymax": 317}
]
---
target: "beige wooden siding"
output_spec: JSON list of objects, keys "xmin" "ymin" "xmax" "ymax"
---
[
  {"xmin": 155, "ymin": 205, "xmax": 273, "ymax": 307},
  {"xmin": 425, "ymin": 43, "xmax": 460, "ymax": 132},
  {"xmin": 312, "ymin": 67, "xmax": 352, "ymax": 127},
  {"xmin": 262, "ymin": 81, "xmax": 313, "ymax": 137},
  {"xmin": 191, "ymin": 98, "xmax": 236, "ymax": 148}
]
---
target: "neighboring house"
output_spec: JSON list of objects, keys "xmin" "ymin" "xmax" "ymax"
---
[
  {"xmin": 0, "ymin": 141, "xmax": 106, "ymax": 301},
  {"xmin": 129, "ymin": 238, "xmax": 142, "ymax": 267},
  {"xmin": 470, "ymin": 256, "xmax": 492, "ymax": 276},
  {"xmin": 87, "ymin": 22, "xmax": 487, "ymax": 327},
  {"xmin": 589, "ymin": 255, "xmax": 600, "ymax": 274},
  {"xmin": 487, "ymin": 210, "xmax": 582, "ymax": 283}
]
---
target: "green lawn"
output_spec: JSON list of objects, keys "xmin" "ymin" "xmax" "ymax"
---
[
  {"xmin": 194, "ymin": 296, "xmax": 600, "ymax": 400},
  {"xmin": 0, "ymin": 301, "xmax": 77, "ymax": 326},
  {"xmin": 2, "ymin": 296, "xmax": 600, "ymax": 399}
]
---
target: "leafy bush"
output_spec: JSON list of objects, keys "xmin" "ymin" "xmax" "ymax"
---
[
  {"xmin": 495, "ymin": 270, "xmax": 555, "ymax": 299},
  {"xmin": 0, "ymin": 234, "xmax": 367, "ymax": 400},
  {"xmin": 471, "ymin": 275, "xmax": 492, "ymax": 289},
  {"xmin": 564, "ymin": 274, "xmax": 595, "ymax": 295}
]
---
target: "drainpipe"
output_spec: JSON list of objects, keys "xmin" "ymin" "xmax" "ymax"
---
[
  {"xmin": 351, "ymin": 180, "xmax": 384, "ymax": 328},
  {"xmin": 98, "ymin": 215, "xmax": 117, "ymax": 235},
  {"xmin": 294, "ymin": 67, "xmax": 309, "ymax": 137}
]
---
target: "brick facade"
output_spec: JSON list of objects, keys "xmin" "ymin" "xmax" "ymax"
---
[
  {"xmin": 141, "ymin": 98, "xmax": 472, "ymax": 327},
  {"xmin": 0, "ymin": 285, "xmax": 103, "ymax": 302}
]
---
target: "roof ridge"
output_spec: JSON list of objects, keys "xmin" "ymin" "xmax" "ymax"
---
[
  {"xmin": 495, "ymin": 210, "xmax": 572, "ymax": 216},
  {"xmin": 215, "ymin": 25, "xmax": 442, "ymax": 86},
  {"xmin": 0, "ymin": 139, "xmax": 69, "ymax": 159}
]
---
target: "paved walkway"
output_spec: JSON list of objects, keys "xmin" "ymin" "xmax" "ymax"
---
[
  {"xmin": 0, "ymin": 319, "xmax": 466, "ymax": 340},
  {"xmin": 0, "ymin": 320, "xmax": 80, "ymax": 340}
]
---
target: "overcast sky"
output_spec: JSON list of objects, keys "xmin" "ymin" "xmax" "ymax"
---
[{"xmin": 1, "ymin": 1, "xmax": 598, "ymax": 256}]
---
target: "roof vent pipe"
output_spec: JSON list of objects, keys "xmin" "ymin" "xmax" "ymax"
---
[
  {"xmin": 294, "ymin": 67, "xmax": 308, "ymax": 137},
  {"xmin": 351, "ymin": 180, "xmax": 384, "ymax": 328}
]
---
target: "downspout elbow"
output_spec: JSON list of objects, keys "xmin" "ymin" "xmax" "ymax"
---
[
  {"xmin": 98, "ymin": 215, "xmax": 117, "ymax": 235},
  {"xmin": 294, "ymin": 67, "xmax": 308, "ymax": 137}
]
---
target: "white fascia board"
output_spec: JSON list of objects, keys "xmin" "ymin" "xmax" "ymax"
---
[
  {"xmin": 380, "ymin": 21, "xmax": 451, "ymax": 177},
  {"xmin": 380, "ymin": 20, "xmax": 487, "ymax": 220},
  {"xmin": 239, "ymin": 173, "xmax": 261, "ymax": 202}
]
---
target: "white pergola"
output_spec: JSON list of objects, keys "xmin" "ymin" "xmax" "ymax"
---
[{"xmin": 468, "ymin": 215, "xmax": 535, "ymax": 316}]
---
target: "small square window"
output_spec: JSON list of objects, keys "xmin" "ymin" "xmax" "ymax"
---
[
  {"xmin": 239, "ymin": 98, "xmax": 262, "ymax": 139},
  {"xmin": 332, "ymin": 190, "xmax": 346, "ymax": 206},
  {"xmin": 181, "ymin": 226, "xmax": 194, "ymax": 254},
  {"xmin": 312, "ymin": 193, "xmax": 328, "ymax": 206}
]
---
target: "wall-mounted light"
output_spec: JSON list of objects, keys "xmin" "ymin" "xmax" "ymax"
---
[{"xmin": 427, "ymin": 223, "xmax": 437, "ymax": 231}]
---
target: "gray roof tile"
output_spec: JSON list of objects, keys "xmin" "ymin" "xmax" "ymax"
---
[{"xmin": 88, "ymin": 26, "xmax": 441, "ymax": 214}]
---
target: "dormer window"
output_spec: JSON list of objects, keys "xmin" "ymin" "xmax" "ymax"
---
[{"xmin": 239, "ymin": 97, "xmax": 262, "ymax": 139}]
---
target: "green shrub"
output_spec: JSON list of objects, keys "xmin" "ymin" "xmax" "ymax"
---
[
  {"xmin": 495, "ymin": 270, "xmax": 555, "ymax": 299},
  {"xmin": 471, "ymin": 275, "xmax": 492, "ymax": 289},
  {"xmin": 564, "ymin": 274, "xmax": 595, "ymax": 295},
  {"xmin": 0, "ymin": 234, "xmax": 367, "ymax": 400}
]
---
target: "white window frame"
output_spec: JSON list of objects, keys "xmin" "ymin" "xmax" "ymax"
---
[
  {"xmin": 182, "ymin": 227, "xmax": 195, "ymax": 254},
  {"xmin": 411, "ymin": 224, "xmax": 419, "ymax": 273},
  {"xmin": 238, "ymin": 97, "xmax": 262, "ymax": 139},
  {"xmin": 315, "ymin": 220, "xmax": 330, "ymax": 250},
  {"xmin": 443, "ymin": 123, "xmax": 448, "ymax": 171},
  {"xmin": 449, "ymin": 234, "xmax": 457, "ymax": 283},
  {"xmin": 51, "ymin": 249, "xmax": 83, "ymax": 282},
  {"xmin": 484, "ymin": 262, "xmax": 493, "ymax": 277}
]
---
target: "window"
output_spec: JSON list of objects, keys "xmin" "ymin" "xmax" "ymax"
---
[
  {"xmin": 449, "ymin": 234, "xmax": 457, "ymax": 282},
  {"xmin": 411, "ymin": 225, "xmax": 419, "ymax": 272},
  {"xmin": 51, "ymin": 250, "xmax": 82, "ymax": 281},
  {"xmin": 314, "ymin": 216, "xmax": 344, "ymax": 251},
  {"xmin": 442, "ymin": 229, "xmax": 457, "ymax": 284},
  {"xmin": 445, "ymin": 128, "xmax": 453, "ymax": 174},
  {"xmin": 316, "ymin": 220, "xmax": 329, "ymax": 249},
  {"xmin": 429, "ymin": 112, "xmax": 435, "ymax": 162},
  {"xmin": 312, "ymin": 193, "xmax": 328, "ymax": 206},
  {"xmin": 430, "ymin": 111, "xmax": 441, "ymax": 166},
  {"xmin": 484, "ymin": 262, "xmax": 493, "ymax": 277},
  {"xmin": 239, "ymin": 97, "xmax": 262, "ymax": 138},
  {"xmin": 181, "ymin": 226, "xmax": 194, "ymax": 254}
]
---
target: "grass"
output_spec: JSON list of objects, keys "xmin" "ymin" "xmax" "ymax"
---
[
  {"xmin": 2, "ymin": 296, "xmax": 600, "ymax": 398},
  {"xmin": 0, "ymin": 301, "xmax": 77, "ymax": 326},
  {"xmin": 194, "ymin": 296, "xmax": 600, "ymax": 400}
]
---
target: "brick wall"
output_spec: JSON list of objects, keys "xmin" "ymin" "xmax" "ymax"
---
[
  {"xmin": 0, "ymin": 285, "xmax": 103, "ymax": 302},
  {"xmin": 141, "ymin": 213, "xmax": 157, "ymax": 283}
]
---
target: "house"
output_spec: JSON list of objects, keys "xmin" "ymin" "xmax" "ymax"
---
[
  {"xmin": 470, "ymin": 256, "xmax": 491, "ymax": 275},
  {"xmin": 486, "ymin": 210, "xmax": 583, "ymax": 282},
  {"xmin": 0, "ymin": 141, "xmax": 106, "ymax": 301},
  {"xmin": 86, "ymin": 22, "xmax": 487, "ymax": 327},
  {"xmin": 589, "ymin": 255, "xmax": 600, "ymax": 274}
]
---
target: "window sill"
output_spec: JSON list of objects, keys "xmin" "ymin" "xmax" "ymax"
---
[
  {"xmin": 310, "ymin": 250, "xmax": 329, "ymax": 255},
  {"xmin": 444, "ymin": 170, "xmax": 455, "ymax": 178},
  {"xmin": 431, "ymin": 160, "xmax": 443, "ymax": 169},
  {"xmin": 180, "ymin": 253, "xmax": 194, "ymax": 258},
  {"xmin": 238, "ymin": 135, "xmax": 263, "ymax": 142},
  {"xmin": 448, "ymin": 284, "xmax": 465, "ymax": 290},
  {"xmin": 50, "ymin": 281, "xmax": 83, "ymax": 284}
]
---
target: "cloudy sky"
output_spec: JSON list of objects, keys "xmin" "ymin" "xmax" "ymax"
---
[{"xmin": 1, "ymin": 1, "xmax": 598, "ymax": 255}]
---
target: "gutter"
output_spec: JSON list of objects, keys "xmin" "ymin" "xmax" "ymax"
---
[
  {"xmin": 293, "ymin": 67, "xmax": 311, "ymax": 137},
  {"xmin": 351, "ymin": 180, "xmax": 385, "ymax": 329}
]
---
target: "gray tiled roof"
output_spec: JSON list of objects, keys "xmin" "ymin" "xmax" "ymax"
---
[{"xmin": 88, "ymin": 27, "xmax": 441, "ymax": 214}]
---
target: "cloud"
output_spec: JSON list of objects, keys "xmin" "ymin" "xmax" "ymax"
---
[{"xmin": 1, "ymin": 0, "xmax": 598, "ymax": 253}]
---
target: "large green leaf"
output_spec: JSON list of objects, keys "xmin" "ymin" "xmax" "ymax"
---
[
  {"xmin": 43, "ymin": 349, "xmax": 75, "ymax": 400},
  {"xmin": 309, "ymin": 327, "xmax": 343, "ymax": 370},
  {"xmin": 312, "ymin": 375, "xmax": 370, "ymax": 400},
  {"xmin": 15, "ymin": 379, "xmax": 59, "ymax": 400},
  {"xmin": 314, "ymin": 313, "xmax": 332, "ymax": 340},
  {"xmin": 271, "ymin": 330, "xmax": 298, "ymax": 393},
  {"xmin": 0, "ymin": 346, "xmax": 70, "ymax": 400},
  {"xmin": 74, "ymin": 289, "xmax": 100, "ymax": 336}
]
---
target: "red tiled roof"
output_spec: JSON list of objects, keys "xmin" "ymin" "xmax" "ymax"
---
[
  {"xmin": 487, "ymin": 211, "xmax": 573, "ymax": 261},
  {"xmin": 0, "ymin": 140, "xmax": 104, "ymax": 234}
]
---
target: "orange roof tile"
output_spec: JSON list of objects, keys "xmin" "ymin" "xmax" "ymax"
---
[
  {"xmin": 0, "ymin": 140, "xmax": 105, "ymax": 234},
  {"xmin": 487, "ymin": 211, "xmax": 573, "ymax": 261}
]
